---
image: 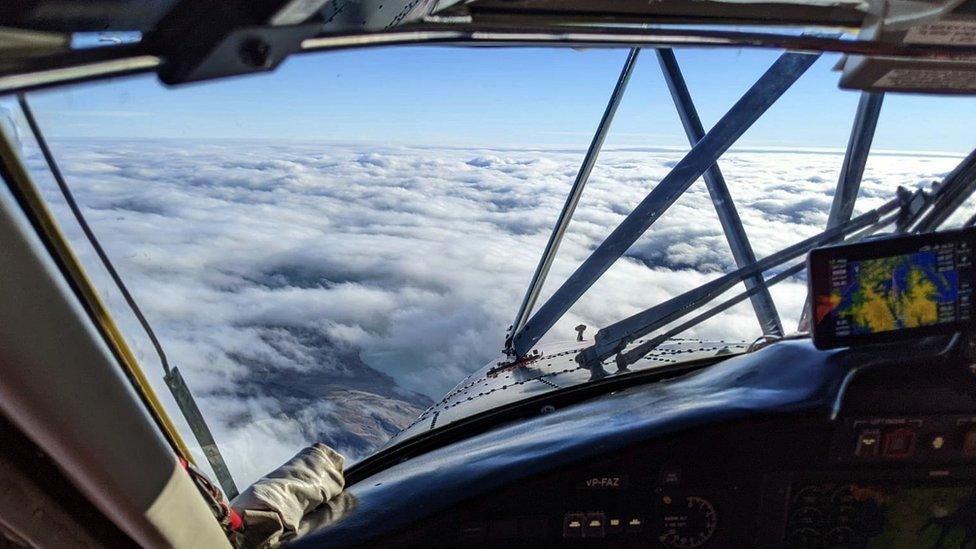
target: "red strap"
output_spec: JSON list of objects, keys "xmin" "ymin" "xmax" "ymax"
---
[
  {"xmin": 178, "ymin": 456, "xmax": 243, "ymax": 532},
  {"xmin": 228, "ymin": 507, "xmax": 243, "ymax": 531}
]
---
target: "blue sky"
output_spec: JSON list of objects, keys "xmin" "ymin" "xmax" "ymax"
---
[{"xmin": 29, "ymin": 46, "xmax": 976, "ymax": 153}]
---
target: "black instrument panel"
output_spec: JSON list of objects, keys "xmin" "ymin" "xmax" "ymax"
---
[
  {"xmin": 373, "ymin": 416, "xmax": 976, "ymax": 548},
  {"xmin": 774, "ymin": 475, "xmax": 976, "ymax": 548},
  {"xmin": 291, "ymin": 338, "xmax": 976, "ymax": 548}
]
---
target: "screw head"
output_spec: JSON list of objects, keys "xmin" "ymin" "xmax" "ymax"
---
[{"xmin": 239, "ymin": 37, "xmax": 272, "ymax": 69}]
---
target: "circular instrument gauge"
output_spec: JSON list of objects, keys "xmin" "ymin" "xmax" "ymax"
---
[{"xmin": 658, "ymin": 495, "xmax": 718, "ymax": 548}]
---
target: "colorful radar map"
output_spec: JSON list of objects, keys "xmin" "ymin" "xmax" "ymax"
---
[{"xmin": 815, "ymin": 243, "xmax": 972, "ymax": 337}]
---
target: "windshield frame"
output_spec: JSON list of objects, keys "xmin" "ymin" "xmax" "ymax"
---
[
  {"xmin": 7, "ymin": 36, "xmax": 976, "ymax": 485},
  {"xmin": 5, "ymin": 23, "xmax": 976, "ymax": 96}
]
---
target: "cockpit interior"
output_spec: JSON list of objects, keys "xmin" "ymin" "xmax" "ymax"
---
[{"xmin": 3, "ymin": 1, "xmax": 976, "ymax": 548}]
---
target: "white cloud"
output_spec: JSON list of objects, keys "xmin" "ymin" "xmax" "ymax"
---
[{"xmin": 20, "ymin": 137, "xmax": 966, "ymax": 484}]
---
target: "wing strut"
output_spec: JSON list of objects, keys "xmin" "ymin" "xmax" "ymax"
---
[
  {"xmin": 507, "ymin": 48, "xmax": 641, "ymax": 349},
  {"xmin": 827, "ymin": 92, "xmax": 885, "ymax": 230},
  {"xmin": 797, "ymin": 91, "xmax": 884, "ymax": 331},
  {"xmin": 508, "ymin": 50, "xmax": 820, "ymax": 358},
  {"xmin": 591, "ymin": 146, "xmax": 976, "ymax": 371},
  {"xmin": 656, "ymin": 48, "xmax": 783, "ymax": 337},
  {"xmin": 577, "ymin": 192, "xmax": 905, "ymax": 371}
]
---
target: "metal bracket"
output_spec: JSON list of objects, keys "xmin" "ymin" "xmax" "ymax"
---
[
  {"xmin": 165, "ymin": 367, "xmax": 239, "ymax": 498},
  {"xmin": 154, "ymin": 23, "xmax": 323, "ymax": 85},
  {"xmin": 144, "ymin": 0, "xmax": 325, "ymax": 85},
  {"xmin": 896, "ymin": 184, "xmax": 930, "ymax": 231}
]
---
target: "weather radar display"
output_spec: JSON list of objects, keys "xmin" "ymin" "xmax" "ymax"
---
[
  {"xmin": 809, "ymin": 229, "xmax": 976, "ymax": 349},
  {"xmin": 820, "ymin": 250, "xmax": 961, "ymax": 334}
]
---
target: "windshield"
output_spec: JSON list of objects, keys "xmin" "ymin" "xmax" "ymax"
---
[{"xmin": 4, "ymin": 45, "xmax": 976, "ymax": 489}]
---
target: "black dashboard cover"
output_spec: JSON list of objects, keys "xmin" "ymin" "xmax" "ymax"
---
[{"xmin": 290, "ymin": 340, "xmax": 853, "ymax": 547}]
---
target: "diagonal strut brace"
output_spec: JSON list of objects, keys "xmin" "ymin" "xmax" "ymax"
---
[
  {"xmin": 797, "ymin": 91, "xmax": 884, "ymax": 331},
  {"xmin": 508, "ymin": 48, "xmax": 641, "ymax": 348},
  {"xmin": 508, "ymin": 50, "xmax": 821, "ymax": 358},
  {"xmin": 656, "ymin": 48, "xmax": 784, "ymax": 337}
]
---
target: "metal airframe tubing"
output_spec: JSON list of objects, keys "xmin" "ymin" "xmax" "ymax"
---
[
  {"xmin": 2, "ymin": 26, "xmax": 972, "ymax": 96},
  {"xmin": 618, "ymin": 202, "xmax": 904, "ymax": 367},
  {"xmin": 656, "ymin": 48, "xmax": 783, "ymax": 337},
  {"xmin": 797, "ymin": 90, "xmax": 883, "ymax": 331},
  {"xmin": 511, "ymin": 51, "xmax": 820, "ymax": 358},
  {"xmin": 301, "ymin": 26, "xmax": 976, "ymax": 62},
  {"xmin": 914, "ymin": 147, "xmax": 976, "ymax": 232},
  {"xmin": 579, "ymin": 195, "xmax": 903, "ymax": 366},
  {"xmin": 619, "ymin": 261, "xmax": 806, "ymax": 368},
  {"xmin": 827, "ymin": 92, "xmax": 884, "ymax": 229},
  {"xmin": 508, "ymin": 48, "xmax": 641, "ymax": 345}
]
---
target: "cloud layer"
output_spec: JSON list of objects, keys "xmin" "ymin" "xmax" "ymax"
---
[{"xmin": 20, "ymin": 138, "xmax": 965, "ymax": 484}]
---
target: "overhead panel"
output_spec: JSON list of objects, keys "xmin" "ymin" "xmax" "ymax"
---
[
  {"xmin": 0, "ymin": 0, "xmax": 180, "ymax": 32},
  {"xmin": 841, "ymin": 0, "xmax": 976, "ymax": 94},
  {"xmin": 441, "ymin": 0, "xmax": 868, "ymax": 27}
]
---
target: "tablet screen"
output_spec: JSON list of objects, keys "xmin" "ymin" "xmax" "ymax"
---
[{"xmin": 808, "ymin": 228, "xmax": 976, "ymax": 349}]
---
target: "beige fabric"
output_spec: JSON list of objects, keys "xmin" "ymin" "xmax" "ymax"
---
[
  {"xmin": 231, "ymin": 444, "xmax": 345, "ymax": 548},
  {"xmin": 294, "ymin": 491, "xmax": 357, "ymax": 539},
  {"xmin": 145, "ymin": 461, "xmax": 233, "ymax": 548}
]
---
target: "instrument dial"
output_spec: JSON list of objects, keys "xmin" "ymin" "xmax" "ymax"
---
[{"xmin": 659, "ymin": 495, "xmax": 718, "ymax": 548}]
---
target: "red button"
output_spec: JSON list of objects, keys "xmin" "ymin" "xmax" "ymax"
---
[
  {"xmin": 882, "ymin": 428, "xmax": 916, "ymax": 458},
  {"xmin": 963, "ymin": 430, "xmax": 976, "ymax": 457}
]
